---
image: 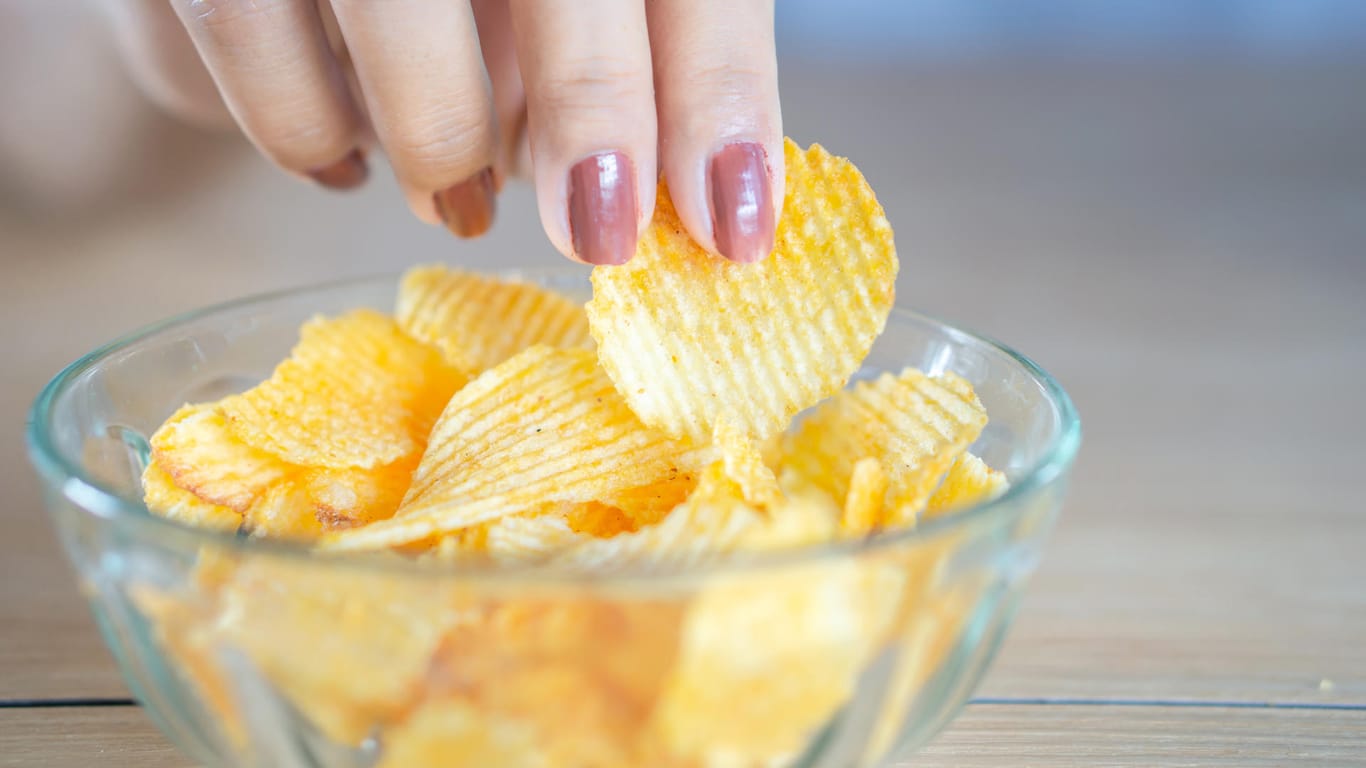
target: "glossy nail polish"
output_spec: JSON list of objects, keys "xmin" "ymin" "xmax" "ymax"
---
[
  {"xmin": 569, "ymin": 151, "xmax": 637, "ymax": 266},
  {"xmin": 308, "ymin": 149, "xmax": 368, "ymax": 191},
  {"xmin": 433, "ymin": 167, "xmax": 497, "ymax": 238},
  {"xmin": 709, "ymin": 142, "xmax": 775, "ymax": 263}
]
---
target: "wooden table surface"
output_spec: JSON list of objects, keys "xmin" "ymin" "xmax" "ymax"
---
[{"xmin": 2, "ymin": 54, "xmax": 1364, "ymax": 765}]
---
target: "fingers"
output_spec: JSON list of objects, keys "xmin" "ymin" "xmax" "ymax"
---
[
  {"xmin": 648, "ymin": 0, "xmax": 782, "ymax": 263},
  {"xmin": 168, "ymin": 0, "xmax": 368, "ymax": 188},
  {"xmin": 97, "ymin": 0, "xmax": 232, "ymax": 127},
  {"xmin": 510, "ymin": 0, "xmax": 656, "ymax": 265},
  {"xmin": 471, "ymin": 0, "xmax": 530, "ymax": 182},
  {"xmin": 328, "ymin": 0, "xmax": 499, "ymax": 236}
]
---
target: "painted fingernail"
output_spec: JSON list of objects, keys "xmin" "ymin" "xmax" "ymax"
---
[
  {"xmin": 710, "ymin": 142, "xmax": 775, "ymax": 263},
  {"xmin": 308, "ymin": 149, "xmax": 368, "ymax": 191},
  {"xmin": 569, "ymin": 151, "xmax": 637, "ymax": 266},
  {"xmin": 433, "ymin": 167, "xmax": 496, "ymax": 238}
]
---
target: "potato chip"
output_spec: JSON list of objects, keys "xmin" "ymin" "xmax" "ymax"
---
[
  {"xmin": 595, "ymin": 460, "xmax": 706, "ymax": 527},
  {"xmin": 925, "ymin": 452, "xmax": 1009, "ymax": 518},
  {"xmin": 323, "ymin": 346, "xmax": 707, "ymax": 552},
  {"xmin": 212, "ymin": 559, "xmax": 463, "ymax": 745},
  {"xmin": 783, "ymin": 368, "xmax": 987, "ymax": 526},
  {"xmin": 397, "ymin": 265, "xmax": 592, "ymax": 376},
  {"xmin": 221, "ymin": 309, "xmax": 464, "ymax": 469},
  {"xmin": 556, "ymin": 463, "xmax": 763, "ymax": 570},
  {"xmin": 842, "ymin": 457, "xmax": 888, "ymax": 535},
  {"xmin": 150, "ymin": 403, "xmax": 291, "ymax": 511},
  {"xmin": 742, "ymin": 472, "xmax": 842, "ymax": 551},
  {"xmin": 378, "ymin": 700, "xmax": 545, "ymax": 768},
  {"xmin": 485, "ymin": 508, "xmax": 588, "ymax": 565},
  {"xmin": 587, "ymin": 138, "xmax": 898, "ymax": 443},
  {"xmin": 652, "ymin": 559, "xmax": 905, "ymax": 763},
  {"xmin": 141, "ymin": 461, "xmax": 244, "ymax": 533},
  {"xmin": 713, "ymin": 417, "xmax": 783, "ymax": 509}
]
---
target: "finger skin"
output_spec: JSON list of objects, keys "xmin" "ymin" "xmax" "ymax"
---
[
  {"xmin": 648, "ymin": 0, "xmax": 783, "ymax": 262},
  {"xmin": 509, "ymin": 0, "xmax": 657, "ymax": 264},
  {"xmin": 97, "ymin": 0, "xmax": 232, "ymax": 127},
  {"xmin": 168, "ymin": 0, "xmax": 366, "ymax": 178}
]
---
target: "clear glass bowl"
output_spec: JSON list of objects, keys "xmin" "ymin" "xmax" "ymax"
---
[{"xmin": 27, "ymin": 270, "xmax": 1079, "ymax": 768}]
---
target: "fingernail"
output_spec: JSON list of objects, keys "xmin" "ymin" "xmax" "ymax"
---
[
  {"xmin": 308, "ymin": 149, "xmax": 369, "ymax": 191},
  {"xmin": 433, "ymin": 167, "xmax": 496, "ymax": 238},
  {"xmin": 569, "ymin": 151, "xmax": 637, "ymax": 266},
  {"xmin": 710, "ymin": 142, "xmax": 775, "ymax": 263}
]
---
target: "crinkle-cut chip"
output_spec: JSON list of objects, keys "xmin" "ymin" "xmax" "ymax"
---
[
  {"xmin": 323, "ymin": 346, "xmax": 706, "ymax": 552},
  {"xmin": 714, "ymin": 417, "xmax": 782, "ymax": 509},
  {"xmin": 783, "ymin": 368, "xmax": 987, "ymax": 527},
  {"xmin": 596, "ymin": 454, "xmax": 708, "ymax": 527},
  {"xmin": 379, "ymin": 700, "xmax": 544, "ymax": 768},
  {"xmin": 486, "ymin": 508, "xmax": 588, "ymax": 565},
  {"xmin": 741, "ymin": 474, "xmax": 841, "ymax": 552},
  {"xmin": 427, "ymin": 598, "xmax": 684, "ymax": 767},
  {"xmin": 397, "ymin": 265, "xmax": 592, "ymax": 376},
  {"xmin": 651, "ymin": 559, "xmax": 905, "ymax": 763},
  {"xmin": 142, "ymin": 462, "xmax": 243, "ymax": 533},
  {"xmin": 842, "ymin": 457, "xmax": 889, "ymax": 535},
  {"xmin": 303, "ymin": 458, "xmax": 415, "ymax": 529},
  {"xmin": 211, "ymin": 560, "xmax": 463, "ymax": 745},
  {"xmin": 556, "ymin": 463, "xmax": 762, "ymax": 571},
  {"xmin": 378, "ymin": 699, "xmax": 546, "ymax": 768},
  {"xmin": 150, "ymin": 403, "xmax": 290, "ymax": 511},
  {"xmin": 586, "ymin": 138, "xmax": 898, "ymax": 443},
  {"xmin": 565, "ymin": 501, "xmax": 639, "ymax": 537},
  {"xmin": 221, "ymin": 309, "xmax": 464, "ymax": 469},
  {"xmin": 926, "ymin": 452, "xmax": 1009, "ymax": 518}
]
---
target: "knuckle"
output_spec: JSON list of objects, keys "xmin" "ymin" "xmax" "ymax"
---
[
  {"xmin": 179, "ymin": 0, "xmax": 284, "ymax": 31},
  {"xmin": 387, "ymin": 105, "xmax": 494, "ymax": 178},
  {"xmin": 684, "ymin": 60, "xmax": 771, "ymax": 104},
  {"xmin": 531, "ymin": 56, "xmax": 650, "ymax": 116}
]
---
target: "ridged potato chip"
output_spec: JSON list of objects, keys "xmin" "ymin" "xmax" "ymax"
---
[
  {"xmin": 783, "ymin": 368, "xmax": 988, "ymax": 526},
  {"xmin": 714, "ymin": 417, "xmax": 783, "ymax": 509},
  {"xmin": 842, "ymin": 457, "xmax": 888, "ymax": 535},
  {"xmin": 221, "ymin": 309, "xmax": 464, "ymax": 469},
  {"xmin": 926, "ymin": 452, "xmax": 1009, "ymax": 518},
  {"xmin": 150, "ymin": 403, "xmax": 290, "ymax": 511},
  {"xmin": 587, "ymin": 138, "xmax": 898, "ymax": 443},
  {"xmin": 397, "ymin": 265, "xmax": 592, "ymax": 376},
  {"xmin": 652, "ymin": 559, "xmax": 905, "ymax": 763},
  {"xmin": 141, "ymin": 461, "xmax": 243, "ymax": 533},
  {"xmin": 485, "ymin": 508, "xmax": 588, "ymax": 565},
  {"xmin": 324, "ymin": 346, "xmax": 707, "ymax": 551},
  {"xmin": 212, "ymin": 560, "xmax": 463, "ymax": 745},
  {"xmin": 557, "ymin": 463, "xmax": 763, "ymax": 570},
  {"xmin": 379, "ymin": 700, "xmax": 545, "ymax": 768}
]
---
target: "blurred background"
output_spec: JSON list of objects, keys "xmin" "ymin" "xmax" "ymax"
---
[{"xmin": 2, "ymin": 0, "xmax": 1364, "ymax": 707}]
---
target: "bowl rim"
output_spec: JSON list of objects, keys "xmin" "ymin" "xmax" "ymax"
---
[{"xmin": 26, "ymin": 269, "xmax": 1081, "ymax": 582}]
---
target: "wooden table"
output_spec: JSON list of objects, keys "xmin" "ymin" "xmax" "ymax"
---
[{"xmin": 3, "ymin": 55, "xmax": 1364, "ymax": 765}]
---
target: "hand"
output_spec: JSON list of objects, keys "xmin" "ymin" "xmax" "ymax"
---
[{"xmin": 101, "ymin": 0, "xmax": 783, "ymax": 265}]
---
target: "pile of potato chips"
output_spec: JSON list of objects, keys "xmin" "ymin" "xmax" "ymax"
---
[{"xmin": 140, "ymin": 139, "xmax": 1009, "ymax": 767}]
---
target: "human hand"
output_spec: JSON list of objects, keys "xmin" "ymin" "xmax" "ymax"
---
[{"xmin": 101, "ymin": 0, "xmax": 783, "ymax": 265}]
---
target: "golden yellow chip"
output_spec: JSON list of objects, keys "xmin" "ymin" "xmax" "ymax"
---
[
  {"xmin": 586, "ymin": 138, "xmax": 898, "ymax": 443},
  {"xmin": 557, "ymin": 462, "xmax": 763, "ymax": 570},
  {"xmin": 783, "ymin": 368, "xmax": 987, "ymax": 526},
  {"xmin": 485, "ymin": 507, "xmax": 589, "ymax": 565},
  {"xmin": 141, "ymin": 461, "xmax": 243, "ymax": 533},
  {"xmin": 651, "ymin": 559, "xmax": 905, "ymax": 763},
  {"xmin": 595, "ymin": 456, "xmax": 707, "ymax": 527},
  {"xmin": 397, "ymin": 265, "xmax": 593, "ymax": 376},
  {"xmin": 211, "ymin": 560, "xmax": 463, "ymax": 745},
  {"xmin": 323, "ymin": 346, "xmax": 707, "ymax": 552},
  {"xmin": 378, "ymin": 699, "xmax": 544, "ymax": 768},
  {"xmin": 741, "ymin": 471, "xmax": 842, "ymax": 551},
  {"xmin": 926, "ymin": 452, "xmax": 1009, "ymax": 518},
  {"xmin": 150, "ymin": 403, "xmax": 290, "ymax": 511},
  {"xmin": 221, "ymin": 309, "xmax": 464, "ymax": 469},
  {"xmin": 841, "ymin": 457, "xmax": 888, "ymax": 535},
  {"xmin": 564, "ymin": 501, "xmax": 639, "ymax": 537},
  {"xmin": 714, "ymin": 417, "xmax": 783, "ymax": 509}
]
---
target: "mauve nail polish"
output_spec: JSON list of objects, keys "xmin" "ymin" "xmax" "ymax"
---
[
  {"xmin": 433, "ymin": 167, "xmax": 497, "ymax": 238},
  {"xmin": 709, "ymin": 142, "xmax": 775, "ymax": 263},
  {"xmin": 308, "ymin": 149, "xmax": 368, "ymax": 191},
  {"xmin": 569, "ymin": 152, "xmax": 637, "ymax": 266}
]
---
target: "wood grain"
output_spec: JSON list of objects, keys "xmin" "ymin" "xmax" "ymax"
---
[{"xmin": 3, "ymin": 704, "xmax": 1362, "ymax": 767}]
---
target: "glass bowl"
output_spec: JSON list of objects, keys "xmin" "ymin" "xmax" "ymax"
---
[{"xmin": 27, "ymin": 270, "xmax": 1079, "ymax": 768}]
